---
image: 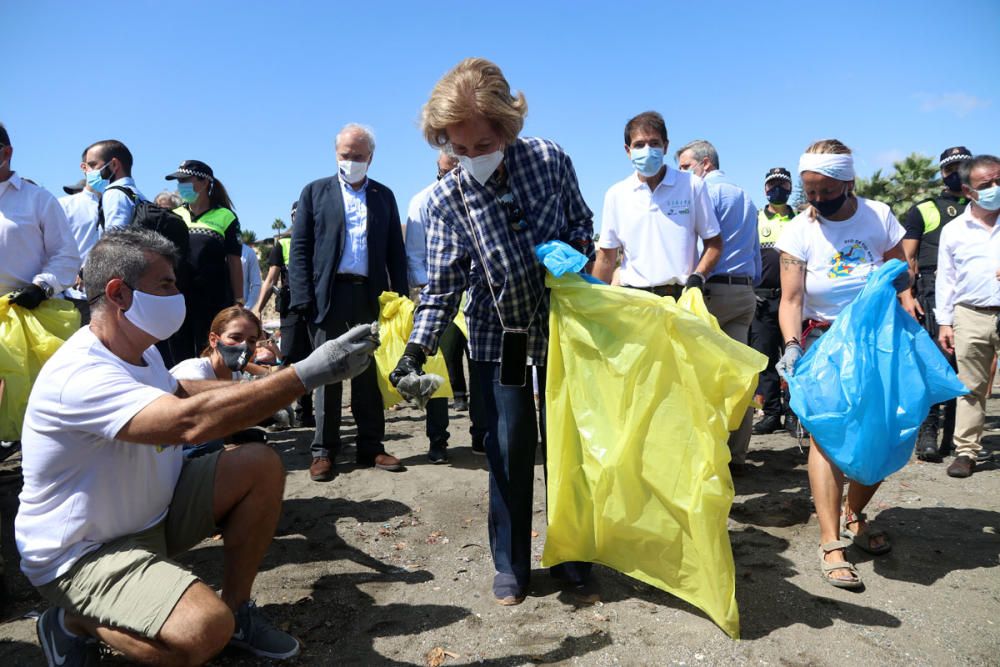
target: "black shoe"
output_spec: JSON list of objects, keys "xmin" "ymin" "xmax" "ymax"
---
[
  {"xmin": 471, "ymin": 437, "xmax": 486, "ymax": 456},
  {"xmin": 452, "ymin": 394, "xmax": 469, "ymax": 412},
  {"xmin": 752, "ymin": 414, "xmax": 783, "ymax": 435},
  {"xmin": 976, "ymin": 448, "xmax": 994, "ymax": 464},
  {"xmin": 729, "ymin": 461, "xmax": 748, "ymax": 477},
  {"xmin": 916, "ymin": 424, "xmax": 942, "ymax": 462},
  {"xmin": 785, "ymin": 414, "xmax": 809, "ymax": 440},
  {"xmin": 428, "ymin": 443, "xmax": 449, "ymax": 464}
]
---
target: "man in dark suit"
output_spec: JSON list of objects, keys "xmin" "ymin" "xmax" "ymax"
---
[{"xmin": 290, "ymin": 123, "xmax": 409, "ymax": 481}]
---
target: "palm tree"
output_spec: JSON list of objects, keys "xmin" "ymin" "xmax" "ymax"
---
[
  {"xmin": 240, "ymin": 229, "xmax": 257, "ymax": 245},
  {"xmin": 271, "ymin": 217, "xmax": 287, "ymax": 234},
  {"xmin": 856, "ymin": 153, "xmax": 938, "ymax": 217}
]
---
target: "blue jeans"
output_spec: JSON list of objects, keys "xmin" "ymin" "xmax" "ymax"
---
[{"xmin": 471, "ymin": 361, "xmax": 591, "ymax": 589}]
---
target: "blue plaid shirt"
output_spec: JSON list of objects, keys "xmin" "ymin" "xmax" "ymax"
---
[{"xmin": 410, "ymin": 137, "xmax": 594, "ymax": 364}]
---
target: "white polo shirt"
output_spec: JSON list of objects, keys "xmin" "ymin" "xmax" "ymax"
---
[
  {"xmin": 599, "ymin": 168, "xmax": 720, "ymax": 287},
  {"xmin": 934, "ymin": 205, "xmax": 1000, "ymax": 326}
]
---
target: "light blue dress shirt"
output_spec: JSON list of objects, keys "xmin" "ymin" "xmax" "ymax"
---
[
  {"xmin": 101, "ymin": 177, "xmax": 147, "ymax": 230},
  {"xmin": 336, "ymin": 175, "xmax": 369, "ymax": 276},
  {"xmin": 404, "ymin": 180, "xmax": 437, "ymax": 286},
  {"xmin": 58, "ymin": 189, "xmax": 100, "ymax": 299},
  {"xmin": 240, "ymin": 243, "xmax": 262, "ymax": 307},
  {"xmin": 703, "ymin": 170, "xmax": 760, "ymax": 282}
]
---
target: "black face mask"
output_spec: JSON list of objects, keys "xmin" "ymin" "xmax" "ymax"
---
[
  {"xmin": 943, "ymin": 171, "xmax": 963, "ymax": 192},
  {"xmin": 216, "ymin": 341, "xmax": 250, "ymax": 372},
  {"xmin": 766, "ymin": 186, "xmax": 790, "ymax": 205},
  {"xmin": 809, "ymin": 190, "xmax": 848, "ymax": 218}
]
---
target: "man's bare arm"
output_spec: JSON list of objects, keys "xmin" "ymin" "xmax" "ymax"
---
[{"xmin": 121, "ymin": 369, "xmax": 306, "ymax": 445}]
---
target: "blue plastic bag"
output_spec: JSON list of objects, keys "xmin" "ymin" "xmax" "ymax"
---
[{"xmin": 787, "ymin": 260, "xmax": 967, "ymax": 485}]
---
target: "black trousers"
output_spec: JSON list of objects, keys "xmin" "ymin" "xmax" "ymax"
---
[
  {"xmin": 310, "ymin": 282, "xmax": 384, "ymax": 461},
  {"xmin": 279, "ymin": 309, "xmax": 314, "ymax": 418},
  {"xmin": 440, "ymin": 322, "xmax": 468, "ymax": 396},
  {"xmin": 749, "ymin": 293, "xmax": 785, "ymax": 417},
  {"xmin": 915, "ymin": 271, "xmax": 957, "ymax": 438}
]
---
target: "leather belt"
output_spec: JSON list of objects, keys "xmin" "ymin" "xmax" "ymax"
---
[
  {"xmin": 628, "ymin": 284, "xmax": 683, "ymax": 298},
  {"xmin": 958, "ymin": 303, "xmax": 1000, "ymax": 313},
  {"xmin": 335, "ymin": 273, "xmax": 368, "ymax": 285},
  {"xmin": 707, "ymin": 275, "xmax": 753, "ymax": 286}
]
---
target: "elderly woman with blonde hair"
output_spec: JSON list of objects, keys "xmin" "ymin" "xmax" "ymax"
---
[
  {"xmin": 775, "ymin": 139, "xmax": 917, "ymax": 589},
  {"xmin": 390, "ymin": 57, "xmax": 596, "ymax": 605}
]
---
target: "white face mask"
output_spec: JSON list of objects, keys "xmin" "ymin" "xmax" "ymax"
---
[
  {"xmin": 458, "ymin": 150, "xmax": 504, "ymax": 186},
  {"xmin": 123, "ymin": 287, "xmax": 186, "ymax": 341},
  {"xmin": 338, "ymin": 160, "xmax": 369, "ymax": 184}
]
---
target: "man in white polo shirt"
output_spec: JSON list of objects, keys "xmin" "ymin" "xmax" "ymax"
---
[
  {"xmin": 593, "ymin": 111, "xmax": 721, "ymax": 297},
  {"xmin": 935, "ymin": 154, "xmax": 1000, "ymax": 479}
]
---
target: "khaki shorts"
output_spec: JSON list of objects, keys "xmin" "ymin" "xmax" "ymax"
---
[{"xmin": 37, "ymin": 451, "xmax": 220, "ymax": 638}]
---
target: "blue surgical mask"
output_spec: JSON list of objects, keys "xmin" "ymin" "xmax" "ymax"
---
[
  {"xmin": 86, "ymin": 167, "xmax": 110, "ymax": 194},
  {"xmin": 178, "ymin": 182, "xmax": 198, "ymax": 204},
  {"xmin": 630, "ymin": 146, "xmax": 664, "ymax": 178},
  {"xmin": 974, "ymin": 184, "xmax": 1000, "ymax": 212}
]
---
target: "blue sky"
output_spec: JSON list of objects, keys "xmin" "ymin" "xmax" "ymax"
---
[{"xmin": 5, "ymin": 1, "xmax": 999, "ymax": 239}]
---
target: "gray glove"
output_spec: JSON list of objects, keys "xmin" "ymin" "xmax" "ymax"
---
[
  {"xmin": 775, "ymin": 342, "xmax": 803, "ymax": 379},
  {"xmin": 396, "ymin": 373, "xmax": 444, "ymax": 410},
  {"xmin": 293, "ymin": 322, "xmax": 380, "ymax": 391}
]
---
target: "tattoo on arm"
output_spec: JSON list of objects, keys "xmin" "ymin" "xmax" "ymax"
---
[{"xmin": 781, "ymin": 256, "xmax": 806, "ymax": 271}]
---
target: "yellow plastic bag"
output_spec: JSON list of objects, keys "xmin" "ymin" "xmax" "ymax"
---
[
  {"xmin": 374, "ymin": 292, "xmax": 453, "ymax": 409},
  {"xmin": 541, "ymin": 275, "xmax": 766, "ymax": 639},
  {"xmin": 0, "ymin": 297, "xmax": 81, "ymax": 441}
]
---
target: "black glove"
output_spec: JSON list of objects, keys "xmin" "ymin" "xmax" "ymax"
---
[
  {"xmin": 8, "ymin": 284, "xmax": 47, "ymax": 310},
  {"xmin": 389, "ymin": 343, "xmax": 426, "ymax": 387},
  {"xmin": 684, "ymin": 272, "xmax": 705, "ymax": 291},
  {"xmin": 891, "ymin": 270, "xmax": 912, "ymax": 293}
]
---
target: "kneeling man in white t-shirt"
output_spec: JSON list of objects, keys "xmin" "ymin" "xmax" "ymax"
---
[{"xmin": 15, "ymin": 228, "xmax": 379, "ymax": 666}]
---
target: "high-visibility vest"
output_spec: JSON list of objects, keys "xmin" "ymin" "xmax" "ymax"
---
[
  {"xmin": 757, "ymin": 208, "xmax": 794, "ymax": 249},
  {"xmin": 916, "ymin": 196, "xmax": 966, "ymax": 234},
  {"xmin": 279, "ymin": 237, "xmax": 291, "ymax": 265},
  {"xmin": 173, "ymin": 206, "xmax": 237, "ymax": 237}
]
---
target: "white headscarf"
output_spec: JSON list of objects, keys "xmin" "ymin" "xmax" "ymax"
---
[{"xmin": 798, "ymin": 153, "xmax": 855, "ymax": 181}]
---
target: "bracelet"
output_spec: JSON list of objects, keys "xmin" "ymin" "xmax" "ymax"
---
[{"xmin": 784, "ymin": 338, "xmax": 801, "ymax": 347}]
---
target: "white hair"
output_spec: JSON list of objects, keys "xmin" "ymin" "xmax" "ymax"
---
[{"xmin": 336, "ymin": 123, "xmax": 376, "ymax": 152}]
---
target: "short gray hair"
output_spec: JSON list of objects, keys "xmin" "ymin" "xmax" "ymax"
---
[
  {"xmin": 960, "ymin": 154, "xmax": 1000, "ymax": 186},
  {"xmin": 336, "ymin": 123, "xmax": 376, "ymax": 153},
  {"xmin": 676, "ymin": 139, "xmax": 720, "ymax": 169},
  {"xmin": 85, "ymin": 228, "xmax": 178, "ymax": 310},
  {"xmin": 154, "ymin": 190, "xmax": 183, "ymax": 209}
]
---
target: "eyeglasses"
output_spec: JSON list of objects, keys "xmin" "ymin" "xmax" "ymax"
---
[{"xmin": 498, "ymin": 193, "xmax": 527, "ymax": 232}]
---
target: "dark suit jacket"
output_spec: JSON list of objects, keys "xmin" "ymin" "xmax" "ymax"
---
[{"xmin": 289, "ymin": 175, "xmax": 409, "ymax": 324}]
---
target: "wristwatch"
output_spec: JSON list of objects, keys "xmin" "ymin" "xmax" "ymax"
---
[{"xmin": 34, "ymin": 280, "xmax": 55, "ymax": 298}]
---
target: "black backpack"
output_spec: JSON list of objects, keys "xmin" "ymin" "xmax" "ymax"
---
[{"xmin": 98, "ymin": 186, "xmax": 193, "ymax": 288}]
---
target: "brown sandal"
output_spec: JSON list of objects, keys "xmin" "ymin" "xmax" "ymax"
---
[
  {"xmin": 841, "ymin": 509, "xmax": 891, "ymax": 555},
  {"xmin": 818, "ymin": 539, "xmax": 863, "ymax": 589}
]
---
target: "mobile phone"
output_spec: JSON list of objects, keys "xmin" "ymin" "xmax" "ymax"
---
[{"xmin": 499, "ymin": 330, "xmax": 529, "ymax": 387}]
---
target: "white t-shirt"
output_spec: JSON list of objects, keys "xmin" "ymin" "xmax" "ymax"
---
[
  {"xmin": 170, "ymin": 356, "xmax": 238, "ymax": 381},
  {"xmin": 15, "ymin": 328, "xmax": 182, "ymax": 586},
  {"xmin": 599, "ymin": 168, "xmax": 720, "ymax": 287},
  {"xmin": 776, "ymin": 197, "xmax": 905, "ymax": 322}
]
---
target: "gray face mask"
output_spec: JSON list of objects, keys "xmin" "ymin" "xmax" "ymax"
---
[{"xmin": 216, "ymin": 341, "xmax": 250, "ymax": 372}]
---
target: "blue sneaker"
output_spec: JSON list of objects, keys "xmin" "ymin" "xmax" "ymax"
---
[
  {"xmin": 36, "ymin": 607, "xmax": 99, "ymax": 667},
  {"xmin": 229, "ymin": 600, "xmax": 300, "ymax": 660}
]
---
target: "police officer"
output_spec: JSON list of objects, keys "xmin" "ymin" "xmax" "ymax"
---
[
  {"xmin": 902, "ymin": 146, "xmax": 972, "ymax": 462},
  {"xmin": 750, "ymin": 168, "xmax": 796, "ymax": 435},
  {"xmin": 255, "ymin": 201, "xmax": 315, "ymax": 427}
]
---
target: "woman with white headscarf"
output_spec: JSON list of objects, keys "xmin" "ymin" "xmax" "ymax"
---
[{"xmin": 774, "ymin": 139, "xmax": 916, "ymax": 589}]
